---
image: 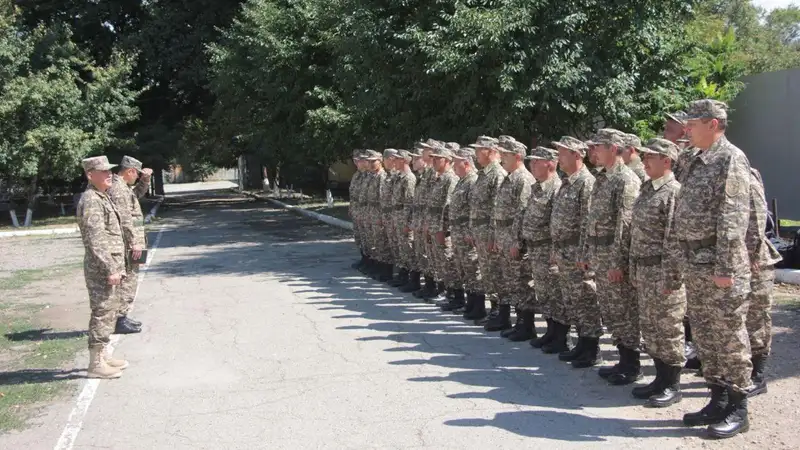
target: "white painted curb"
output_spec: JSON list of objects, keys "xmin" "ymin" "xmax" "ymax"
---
[
  {"xmin": 776, "ymin": 269, "xmax": 800, "ymax": 285},
  {"xmin": 144, "ymin": 197, "xmax": 164, "ymax": 224},
  {"xmin": 266, "ymin": 198, "xmax": 353, "ymax": 231}
]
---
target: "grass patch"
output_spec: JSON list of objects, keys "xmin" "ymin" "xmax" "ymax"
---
[
  {"xmin": 0, "ymin": 215, "xmax": 76, "ymax": 232},
  {"xmin": 0, "ymin": 262, "xmax": 83, "ymax": 291},
  {"xmin": 775, "ymin": 293, "xmax": 800, "ymax": 310},
  {"xmin": 0, "ymin": 382, "xmax": 76, "ymax": 431},
  {"xmin": 780, "ymin": 219, "xmax": 800, "ymax": 227}
]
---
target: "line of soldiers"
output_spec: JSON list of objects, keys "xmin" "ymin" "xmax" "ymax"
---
[
  {"xmin": 76, "ymin": 155, "xmax": 152, "ymax": 379},
  {"xmin": 348, "ymin": 99, "xmax": 780, "ymax": 440}
]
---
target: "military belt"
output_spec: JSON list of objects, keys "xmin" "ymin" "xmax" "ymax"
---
[
  {"xmin": 554, "ymin": 236, "xmax": 580, "ymax": 248},
  {"xmin": 633, "ymin": 255, "xmax": 662, "ymax": 267},
  {"xmin": 679, "ymin": 237, "xmax": 717, "ymax": 251},
  {"xmin": 472, "ymin": 218, "xmax": 490, "ymax": 226},
  {"xmin": 526, "ymin": 237, "xmax": 552, "ymax": 248},
  {"xmin": 428, "ymin": 207, "xmax": 444, "ymax": 215},
  {"xmin": 453, "ymin": 217, "xmax": 469, "ymax": 226},
  {"xmin": 495, "ymin": 218, "xmax": 515, "ymax": 227},
  {"xmin": 588, "ymin": 235, "xmax": 614, "ymax": 246}
]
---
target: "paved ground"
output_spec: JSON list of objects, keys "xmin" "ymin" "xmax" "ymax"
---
[{"xmin": 5, "ymin": 182, "xmax": 799, "ymax": 449}]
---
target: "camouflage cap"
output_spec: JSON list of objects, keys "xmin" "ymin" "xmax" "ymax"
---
[
  {"xmin": 525, "ymin": 146, "xmax": 558, "ymax": 161},
  {"xmin": 453, "ymin": 147, "xmax": 476, "ymax": 162},
  {"xmin": 444, "ymin": 142, "xmax": 461, "ymax": 151},
  {"xmin": 497, "ymin": 138, "xmax": 527, "ymax": 156},
  {"xmin": 594, "ymin": 128, "xmax": 627, "ymax": 147},
  {"xmin": 624, "ymin": 134, "xmax": 642, "ymax": 148},
  {"xmin": 685, "ymin": 99, "xmax": 728, "ymax": 121},
  {"xmin": 585, "ymin": 138, "xmax": 598, "ymax": 147},
  {"xmin": 551, "ymin": 136, "xmax": 588, "ymax": 156},
  {"xmin": 352, "ymin": 149, "xmax": 363, "ymax": 159},
  {"xmin": 418, "ymin": 138, "xmax": 443, "ymax": 151},
  {"xmin": 665, "ymin": 111, "xmax": 687, "ymax": 125},
  {"xmin": 641, "ymin": 138, "xmax": 680, "ymax": 161},
  {"xmin": 430, "ymin": 145, "xmax": 454, "ymax": 160},
  {"xmin": 383, "ymin": 148, "xmax": 399, "ymax": 159},
  {"xmin": 82, "ymin": 156, "xmax": 116, "ymax": 172},
  {"xmin": 397, "ymin": 149, "xmax": 413, "ymax": 162},
  {"xmin": 409, "ymin": 147, "xmax": 424, "ymax": 157},
  {"xmin": 120, "ymin": 155, "xmax": 143, "ymax": 172},
  {"xmin": 469, "ymin": 135, "xmax": 499, "ymax": 150},
  {"xmin": 362, "ymin": 149, "xmax": 381, "ymax": 160}
]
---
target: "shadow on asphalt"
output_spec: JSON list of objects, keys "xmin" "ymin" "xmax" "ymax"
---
[
  {"xmin": 0, "ymin": 369, "xmax": 85, "ymax": 385},
  {"xmin": 4, "ymin": 329, "xmax": 87, "ymax": 342},
  {"xmin": 145, "ymin": 192, "xmax": 800, "ymax": 442}
]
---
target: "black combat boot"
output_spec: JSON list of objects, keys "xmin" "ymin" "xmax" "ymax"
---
[
  {"xmin": 358, "ymin": 256, "xmax": 371, "ymax": 274},
  {"xmin": 707, "ymin": 389, "xmax": 749, "ymax": 439},
  {"xmin": 352, "ymin": 252, "xmax": 366, "ymax": 270},
  {"xmin": 558, "ymin": 335, "xmax": 586, "ymax": 361},
  {"xmin": 464, "ymin": 293, "xmax": 487, "ymax": 320},
  {"xmin": 745, "ymin": 354, "xmax": 768, "ymax": 397},
  {"xmin": 446, "ymin": 287, "xmax": 455, "ymax": 300},
  {"xmin": 425, "ymin": 282, "xmax": 446, "ymax": 303},
  {"xmin": 501, "ymin": 310, "xmax": 523, "ymax": 338},
  {"xmin": 571, "ymin": 337, "xmax": 602, "ymax": 368},
  {"xmin": 399, "ymin": 271, "xmax": 421, "ymax": 292},
  {"xmin": 124, "ymin": 316, "xmax": 142, "ymax": 327},
  {"xmin": 413, "ymin": 275, "xmax": 435, "ymax": 298},
  {"xmin": 461, "ymin": 291, "xmax": 476, "ymax": 316},
  {"xmin": 683, "ymin": 384, "xmax": 729, "ymax": 426},
  {"xmin": 542, "ymin": 321, "xmax": 570, "ymax": 354},
  {"xmin": 389, "ymin": 268, "xmax": 408, "ymax": 287},
  {"xmin": 485, "ymin": 304, "xmax": 512, "ymax": 332},
  {"xmin": 378, "ymin": 263, "xmax": 394, "ymax": 282},
  {"xmin": 507, "ymin": 311, "xmax": 536, "ymax": 342},
  {"xmin": 647, "ymin": 361, "xmax": 682, "ymax": 408},
  {"xmin": 114, "ymin": 316, "xmax": 142, "ymax": 334},
  {"xmin": 608, "ymin": 347, "xmax": 642, "ymax": 385},
  {"xmin": 598, "ymin": 345, "xmax": 625, "ymax": 379},
  {"xmin": 632, "ymin": 358, "xmax": 665, "ymax": 399},
  {"xmin": 476, "ymin": 301, "xmax": 498, "ymax": 326},
  {"xmin": 531, "ymin": 318, "xmax": 555, "ymax": 349},
  {"xmin": 441, "ymin": 289, "xmax": 466, "ymax": 312}
]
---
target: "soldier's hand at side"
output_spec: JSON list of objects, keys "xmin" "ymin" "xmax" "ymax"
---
[
  {"xmin": 435, "ymin": 231, "xmax": 445, "ymax": 245},
  {"xmin": 712, "ymin": 276, "xmax": 733, "ymax": 288},
  {"xmin": 403, "ymin": 226, "xmax": 411, "ymax": 233},
  {"xmin": 607, "ymin": 269, "xmax": 623, "ymax": 283},
  {"xmin": 510, "ymin": 247, "xmax": 520, "ymax": 259},
  {"xmin": 751, "ymin": 262, "xmax": 760, "ymax": 273},
  {"xmin": 132, "ymin": 246, "xmax": 143, "ymax": 261},
  {"xmin": 108, "ymin": 273, "xmax": 123, "ymax": 286}
]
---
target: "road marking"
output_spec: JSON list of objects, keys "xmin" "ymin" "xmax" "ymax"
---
[{"xmin": 54, "ymin": 227, "xmax": 165, "ymax": 450}]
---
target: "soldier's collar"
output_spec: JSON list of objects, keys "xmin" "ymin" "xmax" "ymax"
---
[
  {"xmin": 697, "ymin": 135, "xmax": 729, "ymax": 165},
  {"xmin": 650, "ymin": 172, "xmax": 674, "ymax": 191}
]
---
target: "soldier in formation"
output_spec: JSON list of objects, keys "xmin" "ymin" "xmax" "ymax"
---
[{"xmin": 345, "ymin": 98, "xmax": 778, "ymax": 439}]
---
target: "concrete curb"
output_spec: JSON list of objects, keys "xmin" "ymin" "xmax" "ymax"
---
[
  {"xmin": 776, "ymin": 269, "xmax": 800, "ymax": 285},
  {"xmin": 244, "ymin": 192, "xmax": 353, "ymax": 231},
  {"xmin": 0, "ymin": 197, "xmax": 164, "ymax": 239}
]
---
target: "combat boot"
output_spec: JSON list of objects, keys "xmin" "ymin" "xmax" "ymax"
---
[
  {"xmin": 542, "ymin": 321, "xmax": 570, "ymax": 354},
  {"xmin": 684, "ymin": 340, "xmax": 702, "ymax": 370},
  {"xmin": 647, "ymin": 361, "xmax": 682, "ymax": 408},
  {"xmin": 507, "ymin": 310, "xmax": 536, "ymax": 342},
  {"xmin": 389, "ymin": 268, "xmax": 408, "ymax": 287},
  {"xmin": 461, "ymin": 291, "xmax": 476, "ymax": 316},
  {"xmin": 476, "ymin": 301, "xmax": 497, "ymax": 326},
  {"xmin": 464, "ymin": 293, "xmax": 487, "ymax": 320},
  {"xmin": 413, "ymin": 275, "xmax": 435, "ymax": 298},
  {"xmin": 607, "ymin": 347, "xmax": 642, "ymax": 385},
  {"xmin": 531, "ymin": 318, "xmax": 555, "ymax": 349},
  {"xmin": 104, "ymin": 347, "xmax": 129, "ymax": 370},
  {"xmin": 500, "ymin": 311, "xmax": 523, "ymax": 338},
  {"xmin": 707, "ymin": 389, "xmax": 749, "ymax": 439},
  {"xmin": 571, "ymin": 337, "xmax": 602, "ymax": 368},
  {"xmin": 632, "ymin": 358, "xmax": 665, "ymax": 399},
  {"xmin": 378, "ymin": 263, "xmax": 394, "ymax": 282},
  {"xmin": 352, "ymin": 252, "xmax": 366, "ymax": 270},
  {"xmin": 358, "ymin": 256, "xmax": 371, "ymax": 274},
  {"xmin": 87, "ymin": 346, "xmax": 123, "ymax": 379},
  {"xmin": 683, "ymin": 384, "xmax": 729, "ymax": 426},
  {"xmin": 114, "ymin": 316, "xmax": 141, "ymax": 334},
  {"xmin": 441, "ymin": 289, "xmax": 466, "ymax": 312},
  {"xmin": 424, "ymin": 282, "xmax": 445, "ymax": 303},
  {"xmin": 399, "ymin": 271, "xmax": 421, "ymax": 292},
  {"xmin": 745, "ymin": 354, "xmax": 768, "ymax": 397},
  {"xmin": 598, "ymin": 345, "xmax": 625, "ymax": 380},
  {"xmin": 558, "ymin": 335, "xmax": 585, "ymax": 361},
  {"xmin": 485, "ymin": 304, "xmax": 512, "ymax": 332}
]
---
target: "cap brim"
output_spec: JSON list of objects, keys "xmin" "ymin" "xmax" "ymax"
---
[{"xmin": 665, "ymin": 113, "xmax": 686, "ymax": 124}]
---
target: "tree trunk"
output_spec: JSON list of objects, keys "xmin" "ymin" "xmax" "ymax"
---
[
  {"xmin": 23, "ymin": 172, "xmax": 38, "ymax": 227},
  {"xmin": 153, "ymin": 163, "xmax": 165, "ymax": 196}
]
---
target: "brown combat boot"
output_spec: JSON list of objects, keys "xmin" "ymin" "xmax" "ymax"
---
[
  {"xmin": 88, "ymin": 346, "xmax": 123, "ymax": 379},
  {"xmin": 105, "ymin": 348, "xmax": 130, "ymax": 370}
]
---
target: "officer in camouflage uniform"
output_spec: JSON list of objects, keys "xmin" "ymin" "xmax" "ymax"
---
[
  {"xmin": 379, "ymin": 149, "xmax": 400, "ymax": 282},
  {"xmin": 350, "ymin": 150, "xmax": 368, "ymax": 270},
  {"xmin": 107, "ymin": 156, "xmax": 152, "ymax": 335},
  {"xmin": 425, "ymin": 144, "xmax": 459, "ymax": 303},
  {"xmin": 628, "ymin": 138, "xmax": 686, "ymax": 408},
  {"xmin": 491, "ymin": 136, "xmax": 535, "ymax": 336},
  {"xmin": 519, "ymin": 147, "xmax": 563, "ymax": 350},
  {"xmin": 76, "ymin": 156, "xmax": 129, "ymax": 379},
  {"xmin": 550, "ymin": 136, "xmax": 601, "ymax": 361},
  {"xmin": 744, "ymin": 167, "xmax": 782, "ymax": 397},
  {"xmin": 586, "ymin": 139, "xmax": 603, "ymax": 176},
  {"xmin": 400, "ymin": 144, "xmax": 432, "ymax": 293},
  {"xmin": 586, "ymin": 128, "xmax": 642, "ymax": 380},
  {"xmin": 441, "ymin": 147, "xmax": 481, "ymax": 314},
  {"xmin": 388, "ymin": 150, "xmax": 417, "ymax": 288},
  {"xmin": 672, "ymin": 100, "xmax": 753, "ymax": 438},
  {"xmin": 622, "ymin": 134, "xmax": 648, "ymax": 183},
  {"xmin": 415, "ymin": 140, "xmax": 444, "ymax": 299},
  {"xmin": 360, "ymin": 150, "xmax": 387, "ymax": 278},
  {"xmin": 466, "ymin": 136, "xmax": 507, "ymax": 324}
]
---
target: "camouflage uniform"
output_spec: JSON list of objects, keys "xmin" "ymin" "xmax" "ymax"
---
[
  {"xmin": 745, "ymin": 168, "xmax": 782, "ymax": 357},
  {"xmin": 392, "ymin": 151, "xmax": 417, "ymax": 272},
  {"xmin": 550, "ymin": 137, "xmax": 601, "ymax": 337},
  {"xmin": 630, "ymin": 140, "xmax": 686, "ymax": 367},
  {"xmin": 585, "ymin": 129, "xmax": 642, "ymax": 351},
  {"xmin": 623, "ymin": 134, "xmax": 648, "ymax": 183},
  {"xmin": 673, "ymin": 147, "xmax": 698, "ymax": 183},
  {"xmin": 76, "ymin": 157, "xmax": 126, "ymax": 350},
  {"xmin": 426, "ymin": 146, "xmax": 459, "ymax": 286},
  {"xmin": 362, "ymin": 151, "xmax": 388, "ymax": 262},
  {"xmin": 380, "ymin": 150, "xmax": 400, "ymax": 264},
  {"xmin": 107, "ymin": 156, "xmax": 150, "ymax": 318},
  {"xmin": 493, "ymin": 138, "xmax": 534, "ymax": 307},
  {"xmin": 672, "ymin": 107, "xmax": 753, "ymax": 392},
  {"xmin": 469, "ymin": 137, "xmax": 507, "ymax": 298},
  {"xmin": 519, "ymin": 147, "xmax": 562, "ymax": 317},
  {"xmin": 349, "ymin": 151, "xmax": 365, "ymax": 254},
  {"xmin": 450, "ymin": 150, "xmax": 480, "ymax": 292},
  {"xmin": 411, "ymin": 164, "xmax": 434, "ymax": 275}
]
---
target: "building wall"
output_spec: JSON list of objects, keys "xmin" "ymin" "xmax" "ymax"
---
[{"xmin": 727, "ymin": 68, "xmax": 800, "ymax": 220}]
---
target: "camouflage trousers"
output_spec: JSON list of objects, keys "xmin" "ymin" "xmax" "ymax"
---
[
  {"xmin": 496, "ymin": 245, "xmax": 531, "ymax": 307},
  {"xmin": 552, "ymin": 242, "xmax": 602, "ymax": 336},
  {"xmin": 632, "ymin": 263, "xmax": 686, "ymax": 366},
  {"xmin": 685, "ymin": 264, "xmax": 753, "ymax": 392},
  {"xmin": 385, "ymin": 217, "xmax": 399, "ymax": 264},
  {"xmin": 429, "ymin": 235, "xmax": 455, "ymax": 286},
  {"xmin": 747, "ymin": 266, "xmax": 775, "ymax": 357},
  {"xmin": 353, "ymin": 217, "xmax": 363, "ymax": 252},
  {"xmin": 474, "ymin": 238, "xmax": 501, "ymax": 297},
  {"xmin": 393, "ymin": 224, "xmax": 414, "ymax": 270},
  {"xmin": 451, "ymin": 232, "xmax": 481, "ymax": 292},
  {"xmin": 590, "ymin": 248, "xmax": 640, "ymax": 350},
  {"xmin": 423, "ymin": 230, "xmax": 438, "ymax": 277},
  {"xmin": 412, "ymin": 227, "xmax": 428, "ymax": 274},
  {"xmin": 369, "ymin": 222, "xmax": 393, "ymax": 263},
  {"xmin": 522, "ymin": 243, "xmax": 559, "ymax": 318},
  {"xmin": 85, "ymin": 274, "xmax": 120, "ymax": 348},
  {"xmin": 118, "ymin": 263, "xmax": 140, "ymax": 317}
]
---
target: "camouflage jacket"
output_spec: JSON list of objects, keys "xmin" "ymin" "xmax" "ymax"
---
[
  {"xmin": 449, "ymin": 170, "xmax": 478, "ymax": 238},
  {"xmin": 674, "ymin": 147, "xmax": 698, "ymax": 183},
  {"xmin": 627, "ymin": 156, "xmax": 648, "ymax": 184},
  {"xmin": 493, "ymin": 165, "xmax": 534, "ymax": 250},
  {"xmin": 411, "ymin": 168, "xmax": 432, "ymax": 231},
  {"xmin": 584, "ymin": 160, "xmax": 641, "ymax": 268},
  {"xmin": 469, "ymin": 160, "xmax": 507, "ymax": 242},
  {"xmin": 673, "ymin": 136, "xmax": 752, "ymax": 292},
  {"xmin": 107, "ymin": 174, "xmax": 147, "ymax": 249},
  {"xmin": 380, "ymin": 171, "xmax": 398, "ymax": 219},
  {"xmin": 391, "ymin": 169, "xmax": 416, "ymax": 228},
  {"xmin": 630, "ymin": 172, "xmax": 682, "ymax": 290},
  {"xmin": 426, "ymin": 169, "xmax": 458, "ymax": 234},
  {"xmin": 363, "ymin": 170, "xmax": 386, "ymax": 224},
  {"xmin": 349, "ymin": 170, "xmax": 363, "ymax": 220},
  {"xmin": 76, "ymin": 186, "xmax": 126, "ymax": 277},
  {"xmin": 550, "ymin": 165, "xmax": 595, "ymax": 249},
  {"xmin": 519, "ymin": 174, "xmax": 562, "ymax": 245},
  {"xmin": 746, "ymin": 168, "xmax": 782, "ymax": 267}
]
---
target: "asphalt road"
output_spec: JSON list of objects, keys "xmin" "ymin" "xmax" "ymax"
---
[{"xmin": 62, "ymin": 186, "xmax": 716, "ymax": 450}]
